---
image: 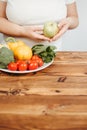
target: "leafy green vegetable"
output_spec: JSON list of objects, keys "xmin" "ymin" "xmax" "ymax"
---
[
  {"xmin": 0, "ymin": 47, "xmax": 15, "ymax": 69},
  {"xmin": 32, "ymin": 44, "xmax": 56, "ymax": 63}
]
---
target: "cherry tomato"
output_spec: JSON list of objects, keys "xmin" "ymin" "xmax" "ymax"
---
[
  {"xmin": 37, "ymin": 58, "xmax": 44, "ymax": 67},
  {"xmin": 16, "ymin": 60, "xmax": 25, "ymax": 66},
  {"xmin": 26, "ymin": 59, "xmax": 32, "ymax": 64},
  {"xmin": 31, "ymin": 55, "xmax": 40, "ymax": 60},
  {"xmin": 18, "ymin": 62, "xmax": 28, "ymax": 71},
  {"xmin": 28, "ymin": 61, "xmax": 38, "ymax": 70},
  {"xmin": 33, "ymin": 58, "xmax": 44, "ymax": 67},
  {"xmin": 8, "ymin": 62, "xmax": 17, "ymax": 71}
]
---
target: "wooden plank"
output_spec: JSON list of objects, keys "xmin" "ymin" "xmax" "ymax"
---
[
  {"xmin": 0, "ymin": 103, "xmax": 87, "ymax": 114},
  {"xmin": 0, "ymin": 114, "xmax": 87, "ymax": 130},
  {"xmin": 0, "ymin": 74, "xmax": 87, "ymax": 96},
  {"xmin": 0, "ymin": 95, "xmax": 87, "ymax": 130},
  {"xmin": 0, "ymin": 95, "xmax": 87, "ymax": 106},
  {"xmin": 1, "ymin": 75, "xmax": 87, "ymax": 84},
  {"xmin": 0, "ymin": 87, "xmax": 87, "ymax": 96},
  {"xmin": 56, "ymin": 52, "xmax": 87, "ymax": 63}
]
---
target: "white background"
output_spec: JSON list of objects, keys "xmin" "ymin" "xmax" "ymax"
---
[
  {"xmin": 0, "ymin": 0, "xmax": 87, "ymax": 51},
  {"xmin": 63, "ymin": 0, "xmax": 87, "ymax": 51}
]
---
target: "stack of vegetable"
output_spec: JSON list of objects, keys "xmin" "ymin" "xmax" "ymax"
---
[{"xmin": 0, "ymin": 37, "xmax": 56, "ymax": 71}]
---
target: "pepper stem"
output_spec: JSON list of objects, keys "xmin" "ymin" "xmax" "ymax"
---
[{"xmin": 5, "ymin": 37, "xmax": 16, "ymax": 43}]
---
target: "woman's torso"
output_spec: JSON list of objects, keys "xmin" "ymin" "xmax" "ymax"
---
[
  {"xmin": 6, "ymin": 0, "xmax": 67, "ymax": 25},
  {"xmin": 4, "ymin": 0, "xmax": 67, "ymax": 51}
]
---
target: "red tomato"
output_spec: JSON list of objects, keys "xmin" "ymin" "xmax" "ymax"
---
[
  {"xmin": 31, "ymin": 55, "xmax": 40, "ymax": 60},
  {"xmin": 26, "ymin": 59, "xmax": 32, "ymax": 64},
  {"xmin": 16, "ymin": 60, "xmax": 25, "ymax": 66},
  {"xmin": 34, "ymin": 58, "xmax": 44, "ymax": 67},
  {"xmin": 28, "ymin": 61, "xmax": 38, "ymax": 70},
  {"xmin": 8, "ymin": 62, "xmax": 17, "ymax": 71},
  {"xmin": 18, "ymin": 62, "xmax": 28, "ymax": 71},
  {"xmin": 38, "ymin": 58, "xmax": 44, "ymax": 67}
]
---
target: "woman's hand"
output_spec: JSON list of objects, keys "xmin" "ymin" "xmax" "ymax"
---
[
  {"xmin": 50, "ymin": 18, "xmax": 71, "ymax": 42},
  {"xmin": 23, "ymin": 25, "xmax": 50, "ymax": 42},
  {"xmin": 51, "ymin": 2, "xmax": 79, "ymax": 42}
]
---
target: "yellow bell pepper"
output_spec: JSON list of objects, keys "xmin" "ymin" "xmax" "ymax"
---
[
  {"xmin": 6, "ymin": 37, "xmax": 25, "ymax": 52},
  {"xmin": 14, "ymin": 45, "xmax": 32, "ymax": 60},
  {"xmin": 6, "ymin": 37, "xmax": 32, "ymax": 60}
]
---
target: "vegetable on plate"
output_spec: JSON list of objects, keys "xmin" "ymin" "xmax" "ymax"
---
[
  {"xmin": 32, "ymin": 44, "xmax": 56, "ymax": 63},
  {"xmin": 0, "ymin": 47, "xmax": 15, "ymax": 69}
]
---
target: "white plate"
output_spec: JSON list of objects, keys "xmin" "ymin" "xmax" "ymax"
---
[{"xmin": 0, "ymin": 60, "xmax": 53, "ymax": 74}]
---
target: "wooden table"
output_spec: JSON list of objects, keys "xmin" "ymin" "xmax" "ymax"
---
[{"xmin": 0, "ymin": 52, "xmax": 87, "ymax": 130}]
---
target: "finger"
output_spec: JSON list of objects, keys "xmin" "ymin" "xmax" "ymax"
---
[
  {"xmin": 52, "ymin": 25, "xmax": 68, "ymax": 41},
  {"xmin": 34, "ymin": 39, "xmax": 44, "ymax": 43},
  {"xmin": 33, "ymin": 25, "xmax": 43, "ymax": 31},
  {"xmin": 35, "ymin": 30, "xmax": 43, "ymax": 34},
  {"xmin": 38, "ymin": 35, "xmax": 50, "ymax": 41},
  {"xmin": 34, "ymin": 33, "xmax": 50, "ymax": 41}
]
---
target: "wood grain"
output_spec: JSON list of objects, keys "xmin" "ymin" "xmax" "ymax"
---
[{"xmin": 0, "ymin": 52, "xmax": 87, "ymax": 130}]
